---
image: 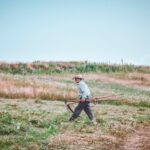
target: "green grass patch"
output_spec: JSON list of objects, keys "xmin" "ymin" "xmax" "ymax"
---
[
  {"xmin": 134, "ymin": 115, "xmax": 150, "ymax": 123},
  {"xmin": 99, "ymin": 100, "xmax": 150, "ymax": 108},
  {"xmin": 0, "ymin": 110, "xmax": 70, "ymax": 149}
]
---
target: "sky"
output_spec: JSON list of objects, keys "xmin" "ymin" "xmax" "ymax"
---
[{"xmin": 0, "ymin": 0, "xmax": 150, "ymax": 65}]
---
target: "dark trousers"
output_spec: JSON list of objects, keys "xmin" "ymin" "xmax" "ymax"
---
[{"xmin": 69, "ymin": 101, "xmax": 94, "ymax": 121}]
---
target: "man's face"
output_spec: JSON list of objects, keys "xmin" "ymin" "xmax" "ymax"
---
[{"xmin": 74, "ymin": 78, "xmax": 81, "ymax": 83}]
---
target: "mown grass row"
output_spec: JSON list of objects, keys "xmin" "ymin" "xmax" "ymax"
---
[
  {"xmin": 0, "ymin": 110, "xmax": 69, "ymax": 150},
  {"xmin": 0, "ymin": 61, "xmax": 150, "ymax": 75}
]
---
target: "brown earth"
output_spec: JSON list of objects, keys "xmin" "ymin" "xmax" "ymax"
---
[
  {"xmin": 47, "ymin": 126, "xmax": 150, "ymax": 150},
  {"xmin": 120, "ymin": 125, "xmax": 150, "ymax": 150}
]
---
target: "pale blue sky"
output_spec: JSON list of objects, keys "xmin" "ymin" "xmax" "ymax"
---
[{"xmin": 0, "ymin": 0, "xmax": 150, "ymax": 65}]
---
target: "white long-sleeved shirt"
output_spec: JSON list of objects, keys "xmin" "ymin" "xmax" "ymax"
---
[{"xmin": 77, "ymin": 80, "xmax": 91, "ymax": 99}]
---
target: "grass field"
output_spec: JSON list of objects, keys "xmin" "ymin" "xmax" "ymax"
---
[{"xmin": 0, "ymin": 62, "xmax": 150, "ymax": 150}]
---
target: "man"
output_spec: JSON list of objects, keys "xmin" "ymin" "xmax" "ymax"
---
[{"xmin": 69, "ymin": 74, "xmax": 97, "ymax": 125}]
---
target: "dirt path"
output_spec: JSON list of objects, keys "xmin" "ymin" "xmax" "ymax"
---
[{"xmin": 122, "ymin": 126, "xmax": 150, "ymax": 150}]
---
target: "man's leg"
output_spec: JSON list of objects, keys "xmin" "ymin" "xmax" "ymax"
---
[
  {"xmin": 84, "ymin": 101, "xmax": 94, "ymax": 120},
  {"xmin": 69, "ymin": 102, "xmax": 84, "ymax": 121}
]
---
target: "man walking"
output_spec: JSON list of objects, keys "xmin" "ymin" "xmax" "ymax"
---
[{"xmin": 69, "ymin": 74, "xmax": 97, "ymax": 125}]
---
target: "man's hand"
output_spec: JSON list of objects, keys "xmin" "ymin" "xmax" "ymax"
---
[{"xmin": 79, "ymin": 99, "xmax": 85, "ymax": 102}]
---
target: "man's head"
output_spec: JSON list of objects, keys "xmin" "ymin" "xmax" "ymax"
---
[{"xmin": 73, "ymin": 74, "xmax": 83, "ymax": 83}]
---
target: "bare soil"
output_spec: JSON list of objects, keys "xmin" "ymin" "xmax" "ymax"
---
[{"xmin": 120, "ymin": 125, "xmax": 150, "ymax": 150}]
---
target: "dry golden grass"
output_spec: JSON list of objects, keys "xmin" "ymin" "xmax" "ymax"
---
[{"xmin": 0, "ymin": 74, "xmax": 76, "ymax": 100}]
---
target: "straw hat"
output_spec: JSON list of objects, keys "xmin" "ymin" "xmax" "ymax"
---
[{"xmin": 73, "ymin": 74, "xmax": 83, "ymax": 80}]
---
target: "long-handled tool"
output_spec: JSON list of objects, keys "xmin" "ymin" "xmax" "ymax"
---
[{"xmin": 65, "ymin": 93, "xmax": 123, "ymax": 113}]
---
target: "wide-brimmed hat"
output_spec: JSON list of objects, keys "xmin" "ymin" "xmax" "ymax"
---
[{"xmin": 73, "ymin": 74, "xmax": 83, "ymax": 80}]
